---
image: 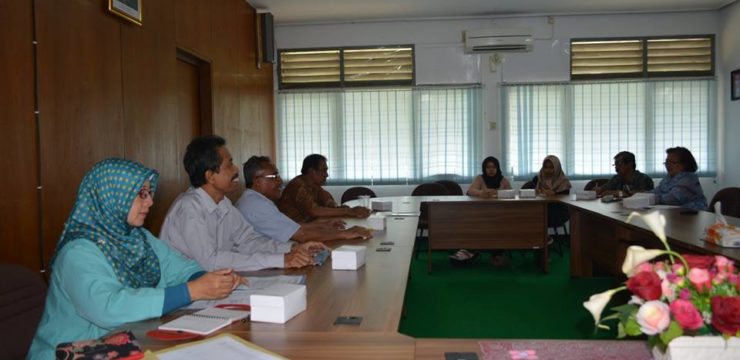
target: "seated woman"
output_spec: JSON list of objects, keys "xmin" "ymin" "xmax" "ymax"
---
[
  {"xmin": 532, "ymin": 155, "xmax": 571, "ymax": 196},
  {"xmin": 466, "ymin": 156, "xmax": 512, "ymax": 198},
  {"xmin": 452, "ymin": 157, "xmax": 512, "ymax": 266},
  {"xmin": 28, "ymin": 158, "xmax": 245, "ymax": 359},
  {"xmin": 651, "ymin": 147, "xmax": 707, "ymax": 210}
]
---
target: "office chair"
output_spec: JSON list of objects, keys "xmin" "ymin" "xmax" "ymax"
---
[
  {"xmin": 340, "ymin": 186, "xmax": 377, "ymax": 205},
  {"xmin": 435, "ymin": 180, "xmax": 463, "ymax": 196},
  {"xmin": 411, "ymin": 183, "xmax": 450, "ymax": 259},
  {"xmin": 709, "ymin": 187, "xmax": 740, "ymax": 218},
  {"xmin": 0, "ymin": 263, "xmax": 47, "ymax": 359}
]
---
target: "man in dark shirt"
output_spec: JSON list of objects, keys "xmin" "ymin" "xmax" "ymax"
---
[{"xmin": 596, "ymin": 151, "xmax": 654, "ymax": 197}]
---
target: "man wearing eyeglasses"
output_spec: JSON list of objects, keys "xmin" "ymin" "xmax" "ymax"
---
[
  {"xmin": 236, "ymin": 156, "xmax": 372, "ymax": 243},
  {"xmin": 278, "ymin": 154, "xmax": 371, "ymax": 223},
  {"xmin": 595, "ymin": 151, "xmax": 654, "ymax": 197},
  {"xmin": 160, "ymin": 135, "xmax": 326, "ymax": 272}
]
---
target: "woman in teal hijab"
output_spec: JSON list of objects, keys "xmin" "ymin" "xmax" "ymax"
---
[{"xmin": 28, "ymin": 158, "xmax": 244, "ymax": 359}]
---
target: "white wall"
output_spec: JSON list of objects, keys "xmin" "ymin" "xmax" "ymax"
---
[
  {"xmin": 276, "ymin": 11, "xmax": 732, "ymax": 201},
  {"xmin": 719, "ymin": 2, "xmax": 740, "ymax": 192}
]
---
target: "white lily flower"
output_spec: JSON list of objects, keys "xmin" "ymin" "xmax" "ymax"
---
[
  {"xmin": 626, "ymin": 211, "xmax": 667, "ymax": 245},
  {"xmin": 583, "ymin": 288, "xmax": 622, "ymax": 326},
  {"xmin": 622, "ymin": 245, "xmax": 666, "ymax": 276}
]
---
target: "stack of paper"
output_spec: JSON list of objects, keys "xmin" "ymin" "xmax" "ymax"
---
[
  {"xmin": 367, "ymin": 213, "xmax": 385, "ymax": 230},
  {"xmin": 623, "ymin": 193, "xmax": 656, "ymax": 209},
  {"xmin": 497, "ymin": 189, "xmax": 516, "ymax": 199},
  {"xmin": 371, "ymin": 201, "xmax": 392, "ymax": 211},
  {"xmin": 519, "ymin": 189, "xmax": 536, "ymax": 198}
]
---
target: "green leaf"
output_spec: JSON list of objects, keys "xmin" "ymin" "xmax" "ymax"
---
[
  {"xmin": 611, "ymin": 304, "xmax": 638, "ymax": 323},
  {"xmin": 623, "ymin": 317, "xmax": 642, "ymax": 337},
  {"xmin": 659, "ymin": 321, "xmax": 683, "ymax": 346},
  {"xmin": 617, "ymin": 322, "xmax": 626, "ymax": 338}
]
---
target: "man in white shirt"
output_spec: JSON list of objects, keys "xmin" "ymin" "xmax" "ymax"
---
[
  {"xmin": 235, "ymin": 156, "xmax": 372, "ymax": 243},
  {"xmin": 160, "ymin": 135, "xmax": 325, "ymax": 271}
]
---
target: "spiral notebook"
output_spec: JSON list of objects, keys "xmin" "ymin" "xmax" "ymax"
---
[{"xmin": 158, "ymin": 307, "xmax": 250, "ymax": 335}]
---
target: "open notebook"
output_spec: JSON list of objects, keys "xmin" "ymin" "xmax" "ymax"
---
[{"xmin": 158, "ymin": 307, "xmax": 250, "ymax": 335}]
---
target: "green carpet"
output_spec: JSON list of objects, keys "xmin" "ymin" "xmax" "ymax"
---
[{"xmin": 399, "ymin": 248, "xmax": 623, "ymax": 340}]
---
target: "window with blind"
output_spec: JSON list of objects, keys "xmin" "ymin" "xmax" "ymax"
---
[
  {"xmin": 278, "ymin": 46, "xmax": 414, "ymax": 89},
  {"xmin": 502, "ymin": 79, "xmax": 716, "ymax": 180},
  {"xmin": 277, "ymin": 86, "xmax": 482, "ymax": 184},
  {"xmin": 571, "ymin": 36, "xmax": 714, "ymax": 79}
]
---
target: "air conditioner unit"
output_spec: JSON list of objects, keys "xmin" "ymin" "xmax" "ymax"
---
[{"xmin": 464, "ymin": 27, "xmax": 533, "ymax": 53}]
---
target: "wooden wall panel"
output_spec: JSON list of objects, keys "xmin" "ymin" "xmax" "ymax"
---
[
  {"xmin": 0, "ymin": 0, "xmax": 40, "ymax": 270},
  {"xmin": 119, "ymin": 0, "xmax": 182, "ymax": 235},
  {"xmin": 2, "ymin": 0, "xmax": 274, "ymax": 270},
  {"xmin": 36, "ymin": 0, "xmax": 125, "ymax": 268}
]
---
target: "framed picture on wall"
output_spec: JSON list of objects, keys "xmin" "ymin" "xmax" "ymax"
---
[
  {"xmin": 733, "ymin": 69, "xmax": 740, "ymax": 101},
  {"xmin": 108, "ymin": 0, "xmax": 142, "ymax": 26}
]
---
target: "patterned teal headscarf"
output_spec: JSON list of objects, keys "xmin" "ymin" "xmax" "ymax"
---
[{"xmin": 54, "ymin": 158, "xmax": 162, "ymax": 288}]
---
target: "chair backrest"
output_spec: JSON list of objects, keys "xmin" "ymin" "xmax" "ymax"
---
[
  {"xmin": 411, "ymin": 183, "xmax": 449, "ymax": 196},
  {"xmin": 709, "ymin": 187, "xmax": 740, "ymax": 218},
  {"xmin": 434, "ymin": 180, "xmax": 463, "ymax": 196},
  {"xmin": 521, "ymin": 180, "xmax": 536, "ymax": 190},
  {"xmin": 584, "ymin": 178, "xmax": 609, "ymax": 191},
  {"xmin": 340, "ymin": 186, "xmax": 377, "ymax": 204},
  {"xmin": 0, "ymin": 263, "xmax": 47, "ymax": 360}
]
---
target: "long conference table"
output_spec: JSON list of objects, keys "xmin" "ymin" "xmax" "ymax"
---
[{"xmin": 127, "ymin": 194, "xmax": 740, "ymax": 359}]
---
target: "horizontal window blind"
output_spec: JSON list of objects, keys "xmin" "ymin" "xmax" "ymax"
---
[
  {"xmin": 277, "ymin": 86, "xmax": 481, "ymax": 184},
  {"xmin": 571, "ymin": 36, "xmax": 713, "ymax": 79},
  {"xmin": 278, "ymin": 46, "xmax": 414, "ymax": 89},
  {"xmin": 502, "ymin": 79, "xmax": 715, "ymax": 180}
]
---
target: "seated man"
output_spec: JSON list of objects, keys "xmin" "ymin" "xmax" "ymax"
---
[
  {"xmin": 278, "ymin": 154, "xmax": 370, "ymax": 223},
  {"xmin": 596, "ymin": 151, "xmax": 654, "ymax": 197},
  {"xmin": 161, "ymin": 135, "xmax": 325, "ymax": 271},
  {"xmin": 236, "ymin": 156, "xmax": 372, "ymax": 243}
]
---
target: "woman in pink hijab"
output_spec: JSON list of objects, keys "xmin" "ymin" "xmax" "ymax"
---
[{"xmin": 533, "ymin": 155, "xmax": 571, "ymax": 196}]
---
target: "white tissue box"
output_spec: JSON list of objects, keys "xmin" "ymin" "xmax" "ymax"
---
[
  {"xmin": 250, "ymin": 283, "xmax": 307, "ymax": 324},
  {"xmin": 497, "ymin": 189, "xmax": 516, "ymax": 199},
  {"xmin": 519, "ymin": 189, "xmax": 536, "ymax": 198},
  {"xmin": 576, "ymin": 191, "xmax": 597, "ymax": 200},
  {"xmin": 622, "ymin": 193, "xmax": 656, "ymax": 209},
  {"xmin": 367, "ymin": 213, "xmax": 385, "ymax": 230},
  {"xmin": 331, "ymin": 245, "xmax": 367, "ymax": 270},
  {"xmin": 371, "ymin": 201, "xmax": 392, "ymax": 211}
]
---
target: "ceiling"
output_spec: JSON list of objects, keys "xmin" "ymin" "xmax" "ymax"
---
[{"xmin": 247, "ymin": 0, "xmax": 735, "ymax": 24}]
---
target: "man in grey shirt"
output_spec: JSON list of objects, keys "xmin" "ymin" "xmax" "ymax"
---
[
  {"xmin": 595, "ymin": 151, "xmax": 654, "ymax": 197},
  {"xmin": 160, "ymin": 135, "xmax": 326, "ymax": 271},
  {"xmin": 235, "ymin": 156, "xmax": 372, "ymax": 243}
]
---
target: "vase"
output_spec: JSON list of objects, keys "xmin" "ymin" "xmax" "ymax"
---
[{"xmin": 651, "ymin": 336, "xmax": 740, "ymax": 360}]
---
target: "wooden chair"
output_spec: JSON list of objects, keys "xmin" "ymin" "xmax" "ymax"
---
[
  {"xmin": 709, "ymin": 187, "xmax": 740, "ymax": 218},
  {"xmin": 435, "ymin": 180, "xmax": 463, "ymax": 196},
  {"xmin": 340, "ymin": 186, "xmax": 377, "ymax": 204},
  {"xmin": 411, "ymin": 183, "xmax": 450, "ymax": 259},
  {"xmin": 0, "ymin": 263, "xmax": 47, "ymax": 359},
  {"xmin": 584, "ymin": 178, "xmax": 609, "ymax": 191}
]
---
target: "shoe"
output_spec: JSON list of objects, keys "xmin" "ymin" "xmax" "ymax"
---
[{"xmin": 449, "ymin": 249, "xmax": 474, "ymax": 261}]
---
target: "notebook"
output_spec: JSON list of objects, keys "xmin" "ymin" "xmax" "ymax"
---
[{"xmin": 158, "ymin": 307, "xmax": 250, "ymax": 335}]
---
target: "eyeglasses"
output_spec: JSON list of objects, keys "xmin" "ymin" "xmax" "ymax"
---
[
  {"xmin": 663, "ymin": 160, "xmax": 680, "ymax": 165},
  {"xmin": 612, "ymin": 161, "xmax": 624, "ymax": 167},
  {"xmin": 258, "ymin": 173, "xmax": 281, "ymax": 180},
  {"xmin": 138, "ymin": 188, "xmax": 153, "ymax": 200}
]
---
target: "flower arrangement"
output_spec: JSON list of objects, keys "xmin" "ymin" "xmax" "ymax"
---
[{"xmin": 583, "ymin": 211, "xmax": 740, "ymax": 352}]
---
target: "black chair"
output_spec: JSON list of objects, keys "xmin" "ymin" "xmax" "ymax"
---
[
  {"xmin": 340, "ymin": 186, "xmax": 377, "ymax": 204},
  {"xmin": 584, "ymin": 178, "xmax": 609, "ymax": 191},
  {"xmin": 435, "ymin": 180, "xmax": 463, "ymax": 196},
  {"xmin": 521, "ymin": 180, "xmax": 536, "ymax": 189},
  {"xmin": 709, "ymin": 187, "xmax": 740, "ymax": 218},
  {"xmin": 411, "ymin": 183, "xmax": 450, "ymax": 259},
  {"xmin": 0, "ymin": 263, "xmax": 47, "ymax": 360},
  {"xmin": 521, "ymin": 178, "xmax": 568, "ymax": 256}
]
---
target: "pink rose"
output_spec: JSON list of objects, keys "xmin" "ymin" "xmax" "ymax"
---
[
  {"xmin": 684, "ymin": 254, "xmax": 714, "ymax": 269},
  {"xmin": 679, "ymin": 288, "xmax": 691, "ymax": 300},
  {"xmin": 636, "ymin": 300, "xmax": 671, "ymax": 335},
  {"xmin": 669, "ymin": 299, "xmax": 703, "ymax": 330},
  {"xmin": 627, "ymin": 271, "xmax": 663, "ymax": 300},
  {"xmin": 661, "ymin": 279, "xmax": 676, "ymax": 301},
  {"xmin": 634, "ymin": 262, "xmax": 654, "ymax": 274},
  {"xmin": 714, "ymin": 256, "xmax": 735, "ymax": 273},
  {"xmin": 671, "ymin": 263, "xmax": 685, "ymax": 276},
  {"xmin": 687, "ymin": 268, "xmax": 712, "ymax": 293},
  {"xmin": 710, "ymin": 296, "xmax": 740, "ymax": 336}
]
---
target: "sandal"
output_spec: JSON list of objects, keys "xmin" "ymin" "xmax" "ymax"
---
[{"xmin": 449, "ymin": 249, "xmax": 474, "ymax": 261}]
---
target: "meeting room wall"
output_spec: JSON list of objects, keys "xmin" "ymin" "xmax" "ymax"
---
[
  {"xmin": 275, "ymin": 11, "xmax": 729, "ymax": 200},
  {"xmin": 0, "ymin": 0, "xmax": 274, "ymax": 273},
  {"xmin": 719, "ymin": 2, "xmax": 740, "ymax": 191}
]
